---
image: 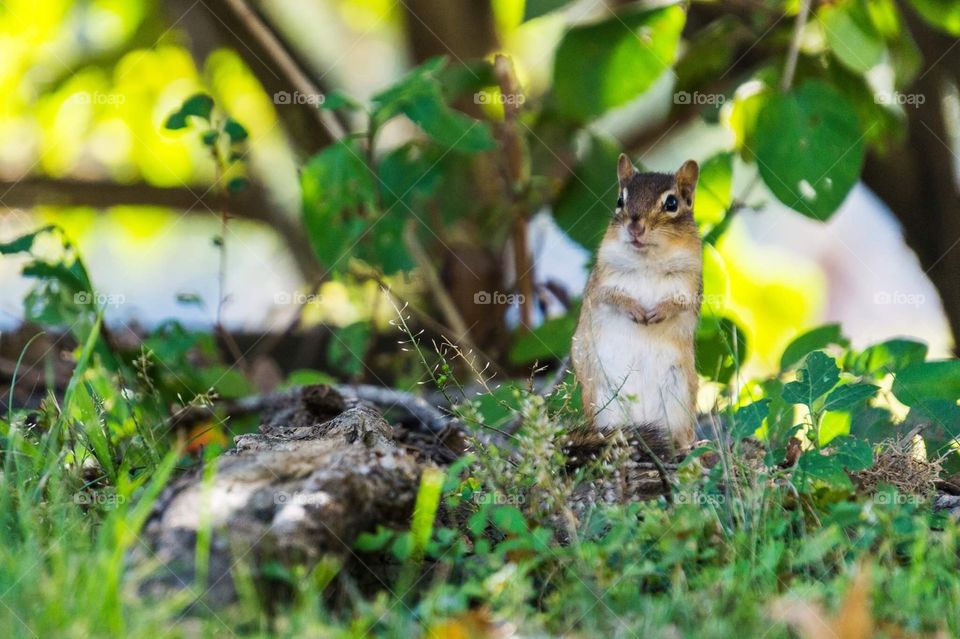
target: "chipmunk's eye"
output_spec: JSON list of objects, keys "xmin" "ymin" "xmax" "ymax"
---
[
  {"xmin": 616, "ymin": 195, "xmax": 624, "ymax": 209},
  {"xmin": 664, "ymin": 194, "xmax": 679, "ymax": 213}
]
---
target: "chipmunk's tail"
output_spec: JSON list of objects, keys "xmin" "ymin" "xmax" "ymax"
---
[{"xmin": 562, "ymin": 421, "xmax": 675, "ymax": 468}]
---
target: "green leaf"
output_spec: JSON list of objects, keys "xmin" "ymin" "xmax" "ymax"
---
[
  {"xmin": 754, "ymin": 80, "xmax": 865, "ymax": 219},
  {"xmin": 552, "ymin": 134, "xmax": 621, "ymax": 250},
  {"xmin": 226, "ymin": 176, "xmax": 249, "ymax": 194},
  {"xmin": 523, "ymin": 0, "xmax": 571, "ymax": 21},
  {"xmin": 223, "ymin": 118, "xmax": 248, "ymax": 143},
  {"xmin": 411, "ymin": 467, "xmax": 445, "ymax": 558},
  {"xmin": 300, "ymin": 139, "xmax": 377, "ymax": 271},
  {"xmin": 490, "ymin": 505, "xmax": 528, "ymax": 536},
  {"xmin": 907, "ymin": 0, "xmax": 960, "ymax": 35},
  {"xmin": 320, "ymin": 90, "xmax": 363, "ymax": 112},
  {"xmin": 820, "ymin": 1, "xmax": 885, "ymax": 73},
  {"xmin": 830, "ymin": 435, "xmax": 874, "ymax": 471},
  {"xmin": 355, "ymin": 526, "xmax": 394, "ymax": 552},
  {"xmin": 892, "ymin": 360, "xmax": 960, "ymax": 406},
  {"xmin": 372, "ymin": 58, "xmax": 494, "ymax": 152},
  {"xmin": 780, "ymin": 323, "xmax": 848, "ymax": 371},
  {"xmin": 0, "ymin": 225, "xmax": 56, "ymax": 254},
  {"xmin": 798, "ymin": 451, "xmax": 852, "ymax": 490},
  {"xmin": 164, "ymin": 111, "xmax": 188, "ymax": 130},
  {"xmin": 509, "ymin": 309, "xmax": 578, "ymax": 365},
  {"xmin": 823, "ymin": 383, "xmax": 879, "ymax": 412},
  {"xmin": 552, "ymin": 5, "xmax": 685, "ymax": 122},
  {"xmin": 695, "ymin": 317, "xmax": 747, "ymax": 385},
  {"xmin": 180, "ymin": 93, "xmax": 214, "ymax": 120},
  {"xmin": 201, "ymin": 130, "xmax": 219, "ymax": 146},
  {"xmin": 782, "ymin": 351, "xmax": 840, "ymax": 407},
  {"xmin": 848, "ymin": 338, "xmax": 927, "ymax": 376},
  {"xmin": 695, "ymin": 152, "xmax": 733, "ymax": 229},
  {"xmin": 733, "ymin": 398, "xmax": 771, "ymax": 440}
]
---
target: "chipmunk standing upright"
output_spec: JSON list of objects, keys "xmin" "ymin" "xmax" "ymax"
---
[{"xmin": 572, "ymin": 154, "xmax": 702, "ymax": 457}]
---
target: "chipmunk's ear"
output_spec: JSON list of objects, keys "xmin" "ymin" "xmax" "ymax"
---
[
  {"xmin": 675, "ymin": 159, "xmax": 699, "ymax": 206},
  {"xmin": 617, "ymin": 153, "xmax": 637, "ymax": 185}
]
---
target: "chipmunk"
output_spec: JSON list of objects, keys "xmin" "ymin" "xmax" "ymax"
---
[{"xmin": 571, "ymin": 154, "xmax": 702, "ymax": 460}]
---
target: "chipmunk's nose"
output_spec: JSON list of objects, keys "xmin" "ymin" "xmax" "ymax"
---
[{"xmin": 628, "ymin": 222, "xmax": 646, "ymax": 238}]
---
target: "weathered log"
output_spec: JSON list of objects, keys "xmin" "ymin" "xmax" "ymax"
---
[{"xmin": 138, "ymin": 385, "xmax": 440, "ymax": 607}]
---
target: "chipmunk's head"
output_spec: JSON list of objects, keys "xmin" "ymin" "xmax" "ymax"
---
[{"xmin": 608, "ymin": 154, "xmax": 699, "ymax": 253}]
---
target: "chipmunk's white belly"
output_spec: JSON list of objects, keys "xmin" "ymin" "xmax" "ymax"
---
[{"xmin": 586, "ymin": 305, "xmax": 694, "ymax": 442}]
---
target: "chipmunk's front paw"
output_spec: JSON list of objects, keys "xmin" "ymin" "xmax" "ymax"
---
[
  {"xmin": 644, "ymin": 303, "xmax": 672, "ymax": 324},
  {"xmin": 627, "ymin": 304, "xmax": 647, "ymax": 324}
]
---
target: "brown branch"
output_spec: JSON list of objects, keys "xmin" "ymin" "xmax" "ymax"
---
[
  {"xmin": 494, "ymin": 54, "xmax": 535, "ymax": 330},
  {"xmin": 0, "ymin": 176, "xmax": 320, "ymax": 279},
  {"xmin": 165, "ymin": 0, "xmax": 344, "ymax": 157}
]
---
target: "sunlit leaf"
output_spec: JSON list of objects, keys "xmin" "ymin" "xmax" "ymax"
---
[
  {"xmin": 782, "ymin": 351, "xmax": 840, "ymax": 407},
  {"xmin": 552, "ymin": 5, "xmax": 685, "ymax": 122},
  {"xmin": 754, "ymin": 81, "xmax": 865, "ymax": 219}
]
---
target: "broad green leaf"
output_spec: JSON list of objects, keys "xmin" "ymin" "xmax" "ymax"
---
[
  {"xmin": 733, "ymin": 398, "xmax": 771, "ymax": 440},
  {"xmin": 782, "ymin": 351, "xmax": 840, "ymax": 407},
  {"xmin": 823, "ymin": 383, "xmax": 879, "ymax": 412},
  {"xmin": 848, "ymin": 338, "xmax": 927, "ymax": 376},
  {"xmin": 300, "ymin": 139, "xmax": 377, "ymax": 271},
  {"xmin": 798, "ymin": 451, "xmax": 852, "ymax": 490},
  {"xmin": 754, "ymin": 81, "xmax": 865, "ymax": 219},
  {"xmin": 892, "ymin": 360, "xmax": 960, "ymax": 406},
  {"xmin": 907, "ymin": 0, "xmax": 960, "ymax": 35},
  {"xmin": 523, "ymin": 0, "xmax": 571, "ymax": 21},
  {"xmin": 695, "ymin": 152, "xmax": 733, "ymax": 229},
  {"xmin": 372, "ymin": 58, "xmax": 494, "ymax": 152},
  {"xmin": 552, "ymin": 5, "xmax": 685, "ymax": 122},
  {"xmin": 830, "ymin": 435, "xmax": 874, "ymax": 471},
  {"xmin": 695, "ymin": 316, "xmax": 747, "ymax": 385},
  {"xmin": 819, "ymin": 410, "xmax": 851, "ymax": 445},
  {"xmin": 819, "ymin": 1, "xmax": 885, "ymax": 73},
  {"xmin": 780, "ymin": 323, "xmax": 848, "ymax": 371},
  {"xmin": 552, "ymin": 135, "xmax": 621, "ymax": 250}
]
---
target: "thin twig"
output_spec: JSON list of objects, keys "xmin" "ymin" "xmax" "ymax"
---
[{"xmin": 780, "ymin": 0, "xmax": 811, "ymax": 92}]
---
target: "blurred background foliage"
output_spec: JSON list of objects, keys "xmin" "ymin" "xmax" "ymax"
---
[{"xmin": 0, "ymin": 0, "xmax": 958, "ymax": 390}]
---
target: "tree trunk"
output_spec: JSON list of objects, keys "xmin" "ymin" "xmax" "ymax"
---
[{"xmin": 862, "ymin": 7, "xmax": 960, "ymax": 352}]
